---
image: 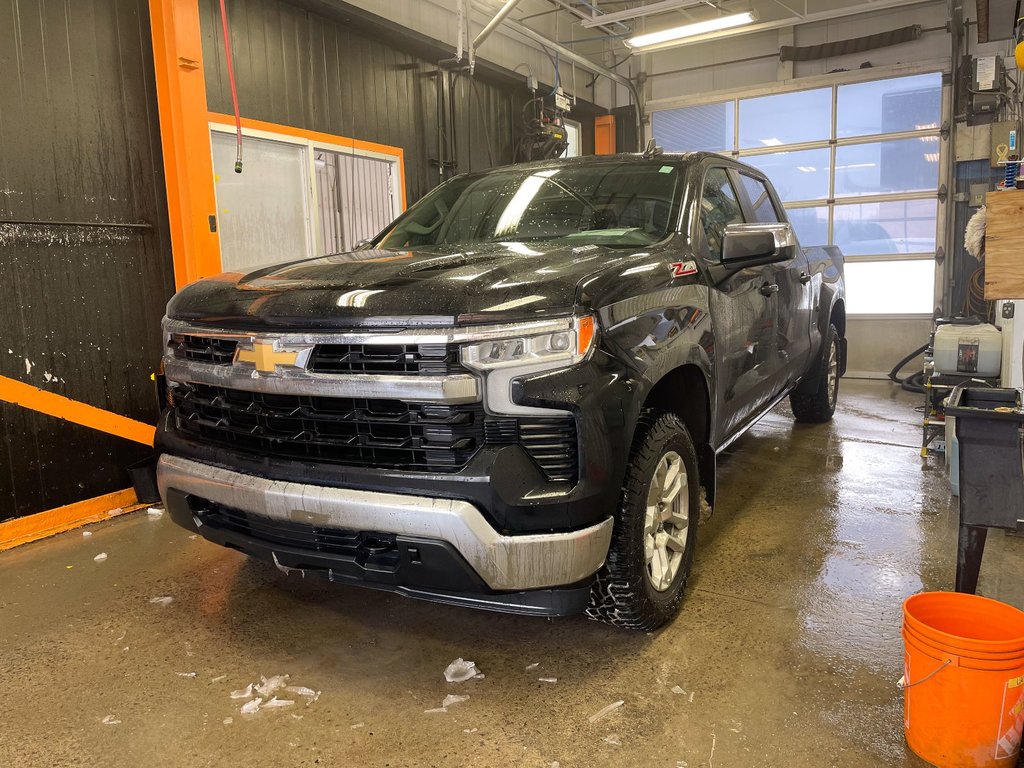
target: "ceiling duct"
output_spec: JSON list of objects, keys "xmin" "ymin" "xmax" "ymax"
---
[{"xmin": 780, "ymin": 24, "xmax": 924, "ymax": 62}]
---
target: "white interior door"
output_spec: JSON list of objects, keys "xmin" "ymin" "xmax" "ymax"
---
[{"xmin": 211, "ymin": 132, "xmax": 312, "ymax": 272}]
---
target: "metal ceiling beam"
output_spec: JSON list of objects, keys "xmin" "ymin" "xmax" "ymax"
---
[
  {"xmin": 504, "ymin": 18, "xmax": 644, "ymax": 151},
  {"xmin": 579, "ymin": 0, "xmax": 708, "ymax": 28},
  {"xmin": 632, "ymin": 0, "xmax": 942, "ymax": 51},
  {"xmin": 547, "ymin": 0, "xmax": 629, "ymax": 35}
]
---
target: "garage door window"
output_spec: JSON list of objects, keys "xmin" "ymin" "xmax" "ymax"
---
[{"xmin": 652, "ymin": 71, "xmax": 944, "ymax": 315}]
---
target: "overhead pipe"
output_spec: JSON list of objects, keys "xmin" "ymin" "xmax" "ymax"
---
[
  {"xmin": 473, "ymin": 0, "xmax": 526, "ymax": 51},
  {"xmin": 504, "ymin": 18, "xmax": 644, "ymax": 152}
]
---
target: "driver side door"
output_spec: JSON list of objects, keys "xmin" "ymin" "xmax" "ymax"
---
[{"xmin": 698, "ymin": 166, "xmax": 784, "ymax": 446}]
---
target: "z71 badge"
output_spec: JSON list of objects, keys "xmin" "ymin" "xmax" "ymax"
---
[{"xmin": 670, "ymin": 260, "xmax": 698, "ymax": 278}]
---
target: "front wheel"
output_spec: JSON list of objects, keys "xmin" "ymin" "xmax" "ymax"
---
[
  {"xmin": 789, "ymin": 324, "xmax": 841, "ymax": 423},
  {"xmin": 586, "ymin": 410, "xmax": 699, "ymax": 631}
]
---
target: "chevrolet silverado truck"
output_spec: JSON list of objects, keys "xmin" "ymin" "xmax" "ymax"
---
[{"xmin": 155, "ymin": 152, "xmax": 846, "ymax": 630}]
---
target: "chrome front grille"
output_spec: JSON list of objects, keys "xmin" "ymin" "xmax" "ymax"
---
[
  {"xmin": 308, "ymin": 342, "xmax": 464, "ymax": 376},
  {"xmin": 168, "ymin": 334, "xmax": 238, "ymax": 365},
  {"xmin": 173, "ymin": 383, "xmax": 485, "ymax": 471}
]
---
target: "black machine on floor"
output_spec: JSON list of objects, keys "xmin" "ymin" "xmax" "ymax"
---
[{"xmin": 946, "ymin": 386, "xmax": 1024, "ymax": 593}]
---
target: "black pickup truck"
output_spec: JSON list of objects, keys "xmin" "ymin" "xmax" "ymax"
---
[{"xmin": 155, "ymin": 152, "xmax": 846, "ymax": 630}]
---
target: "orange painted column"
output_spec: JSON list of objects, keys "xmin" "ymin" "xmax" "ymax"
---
[
  {"xmin": 149, "ymin": 0, "xmax": 222, "ymax": 288},
  {"xmin": 594, "ymin": 115, "xmax": 617, "ymax": 155}
]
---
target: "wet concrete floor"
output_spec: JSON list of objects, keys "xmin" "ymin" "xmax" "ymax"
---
[{"xmin": 1, "ymin": 379, "xmax": 1022, "ymax": 767}]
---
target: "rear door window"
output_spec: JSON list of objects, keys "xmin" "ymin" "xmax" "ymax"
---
[{"xmin": 738, "ymin": 174, "xmax": 781, "ymax": 223}]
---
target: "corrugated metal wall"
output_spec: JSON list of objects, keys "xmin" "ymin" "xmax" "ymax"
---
[
  {"xmin": 199, "ymin": 0, "xmax": 599, "ymax": 205},
  {"xmin": 0, "ymin": 0, "xmax": 174, "ymax": 521}
]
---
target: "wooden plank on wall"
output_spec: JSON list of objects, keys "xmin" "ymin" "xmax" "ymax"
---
[
  {"xmin": 984, "ymin": 189, "xmax": 1024, "ymax": 299},
  {"xmin": 0, "ymin": 488, "xmax": 139, "ymax": 551}
]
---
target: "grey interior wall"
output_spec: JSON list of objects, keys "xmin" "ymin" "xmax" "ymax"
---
[{"xmin": 846, "ymin": 317, "xmax": 933, "ymax": 378}]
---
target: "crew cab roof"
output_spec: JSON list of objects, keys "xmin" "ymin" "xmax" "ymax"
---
[{"xmin": 464, "ymin": 151, "xmax": 770, "ymax": 181}]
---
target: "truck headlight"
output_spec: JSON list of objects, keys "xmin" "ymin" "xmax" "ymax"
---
[
  {"xmin": 460, "ymin": 315, "xmax": 597, "ymax": 416},
  {"xmin": 461, "ymin": 315, "xmax": 596, "ymax": 372}
]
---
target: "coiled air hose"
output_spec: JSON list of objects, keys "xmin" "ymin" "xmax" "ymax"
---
[{"xmin": 889, "ymin": 343, "xmax": 930, "ymax": 394}]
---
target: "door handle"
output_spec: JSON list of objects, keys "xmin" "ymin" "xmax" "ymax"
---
[
  {"xmin": 760, "ymin": 282, "xmax": 779, "ymax": 296},
  {"xmin": 799, "ymin": 272, "xmax": 812, "ymax": 284}
]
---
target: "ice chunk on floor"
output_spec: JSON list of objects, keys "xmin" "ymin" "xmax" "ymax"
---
[
  {"xmin": 284, "ymin": 685, "xmax": 320, "ymax": 706},
  {"xmin": 255, "ymin": 674, "xmax": 290, "ymax": 697},
  {"xmin": 223, "ymin": 717, "xmax": 233, "ymax": 725},
  {"xmin": 147, "ymin": 507, "xmax": 164, "ymax": 518},
  {"xmin": 101, "ymin": 715, "xmax": 121, "ymax": 725},
  {"xmin": 229, "ymin": 683, "xmax": 254, "ymax": 699},
  {"xmin": 176, "ymin": 672, "xmax": 196, "ymax": 678},
  {"xmin": 149, "ymin": 596, "xmax": 173, "ymax": 606},
  {"xmin": 442, "ymin": 694, "xmax": 469, "ymax": 708},
  {"xmin": 93, "ymin": 553, "xmax": 107, "ymax": 562},
  {"xmin": 262, "ymin": 697, "xmax": 295, "ymax": 709},
  {"xmin": 525, "ymin": 662, "xmax": 539, "ymax": 671},
  {"xmin": 444, "ymin": 658, "xmax": 480, "ymax": 683},
  {"xmin": 603, "ymin": 735, "xmax": 621, "ymax": 746},
  {"xmin": 671, "ymin": 685, "xmax": 686, "ymax": 695},
  {"xmin": 539, "ymin": 677, "xmax": 557, "ymax": 683},
  {"xmin": 588, "ymin": 700, "xmax": 624, "ymax": 723},
  {"xmin": 240, "ymin": 697, "xmax": 263, "ymax": 715},
  {"xmin": 82, "ymin": 531, "xmax": 92, "ymax": 538}
]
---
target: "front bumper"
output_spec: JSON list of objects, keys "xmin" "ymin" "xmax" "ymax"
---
[{"xmin": 157, "ymin": 454, "xmax": 613, "ymax": 614}]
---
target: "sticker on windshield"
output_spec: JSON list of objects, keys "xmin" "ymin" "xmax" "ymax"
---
[{"xmin": 670, "ymin": 260, "xmax": 698, "ymax": 278}]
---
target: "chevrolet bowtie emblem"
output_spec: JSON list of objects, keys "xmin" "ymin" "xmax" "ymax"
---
[{"xmin": 235, "ymin": 342, "xmax": 303, "ymax": 373}]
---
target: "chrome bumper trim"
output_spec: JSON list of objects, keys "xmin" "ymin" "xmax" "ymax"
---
[
  {"xmin": 163, "ymin": 357, "xmax": 480, "ymax": 403},
  {"xmin": 157, "ymin": 455, "xmax": 612, "ymax": 592}
]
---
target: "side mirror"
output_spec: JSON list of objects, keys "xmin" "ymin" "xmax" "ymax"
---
[
  {"xmin": 353, "ymin": 238, "xmax": 374, "ymax": 251},
  {"xmin": 722, "ymin": 223, "xmax": 796, "ymax": 265}
]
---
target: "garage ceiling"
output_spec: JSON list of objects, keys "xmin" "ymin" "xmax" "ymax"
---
[{"xmin": 522, "ymin": 0, "xmax": 939, "ymax": 43}]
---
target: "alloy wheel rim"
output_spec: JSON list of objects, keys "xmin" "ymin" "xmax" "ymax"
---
[
  {"xmin": 827, "ymin": 340, "xmax": 839, "ymax": 408},
  {"xmin": 643, "ymin": 451, "xmax": 690, "ymax": 592}
]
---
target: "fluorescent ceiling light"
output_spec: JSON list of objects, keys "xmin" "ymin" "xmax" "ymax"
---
[{"xmin": 625, "ymin": 12, "xmax": 757, "ymax": 50}]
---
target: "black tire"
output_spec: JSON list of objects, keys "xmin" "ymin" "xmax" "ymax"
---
[
  {"xmin": 586, "ymin": 409, "xmax": 699, "ymax": 631},
  {"xmin": 789, "ymin": 324, "xmax": 841, "ymax": 424}
]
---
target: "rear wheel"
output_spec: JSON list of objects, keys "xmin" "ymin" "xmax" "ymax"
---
[
  {"xmin": 789, "ymin": 324, "xmax": 840, "ymax": 423},
  {"xmin": 586, "ymin": 410, "xmax": 699, "ymax": 631}
]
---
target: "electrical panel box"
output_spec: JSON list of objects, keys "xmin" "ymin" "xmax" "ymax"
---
[
  {"xmin": 554, "ymin": 87, "xmax": 571, "ymax": 112},
  {"xmin": 973, "ymin": 55, "xmax": 1000, "ymax": 91},
  {"xmin": 967, "ymin": 55, "xmax": 1003, "ymax": 125},
  {"xmin": 990, "ymin": 120, "xmax": 1019, "ymax": 166}
]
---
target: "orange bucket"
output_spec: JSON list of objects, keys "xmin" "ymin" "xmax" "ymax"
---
[{"xmin": 902, "ymin": 592, "xmax": 1024, "ymax": 768}]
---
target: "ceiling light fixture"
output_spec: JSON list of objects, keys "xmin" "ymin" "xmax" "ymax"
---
[{"xmin": 625, "ymin": 11, "xmax": 758, "ymax": 51}]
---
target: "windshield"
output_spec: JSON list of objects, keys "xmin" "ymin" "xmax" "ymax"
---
[{"xmin": 375, "ymin": 162, "xmax": 683, "ymax": 249}]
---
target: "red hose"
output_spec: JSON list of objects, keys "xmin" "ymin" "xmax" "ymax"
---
[{"xmin": 219, "ymin": 0, "xmax": 243, "ymax": 173}]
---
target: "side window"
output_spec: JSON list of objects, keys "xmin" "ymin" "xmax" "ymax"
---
[
  {"xmin": 700, "ymin": 168, "xmax": 744, "ymax": 261},
  {"xmin": 738, "ymin": 174, "xmax": 780, "ymax": 223}
]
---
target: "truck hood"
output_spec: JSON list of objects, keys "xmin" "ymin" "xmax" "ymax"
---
[{"xmin": 166, "ymin": 242, "xmax": 642, "ymax": 329}]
